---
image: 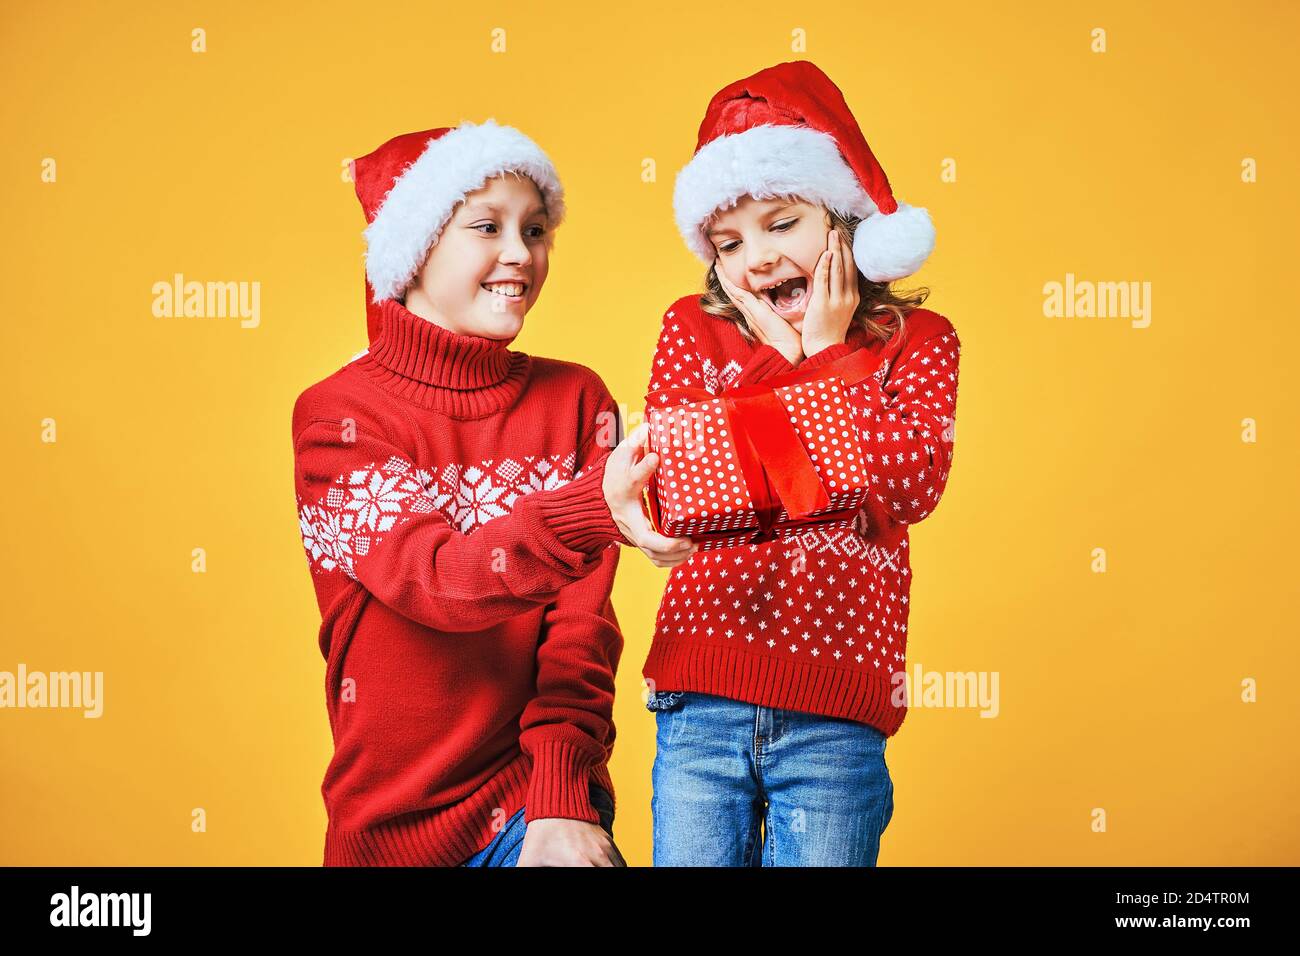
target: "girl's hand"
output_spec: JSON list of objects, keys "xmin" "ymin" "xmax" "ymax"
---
[
  {"xmin": 801, "ymin": 229, "xmax": 859, "ymax": 357},
  {"xmin": 714, "ymin": 263, "xmax": 804, "ymax": 367},
  {"xmin": 603, "ymin": 423, "xmax": 698, "ymax": 568},
  {"xmin": 517, "ymin": 817, "xmax": 626, "ymax": 867}
]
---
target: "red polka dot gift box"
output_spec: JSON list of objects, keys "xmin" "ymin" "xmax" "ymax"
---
[{"xmin": 643, "ymin": 349, "xmax": 880, "ymax": 552}]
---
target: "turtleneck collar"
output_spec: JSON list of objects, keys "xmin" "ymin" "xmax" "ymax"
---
[
  {"xmin": 369, "ymin": 297, "xmax": 517, "ymax": 389},
  {"xmin": 355, "ymin": 298, "xmax": 531, "ymax": 418}
]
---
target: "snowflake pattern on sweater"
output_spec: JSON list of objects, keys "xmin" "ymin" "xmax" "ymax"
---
[
  {"xmin": 298, "ymin": 451, "xmax": 578, "ymax": 579},
  {"xmin": 643, "ymin": 296, "xmax": 959, "ymax": 709}
]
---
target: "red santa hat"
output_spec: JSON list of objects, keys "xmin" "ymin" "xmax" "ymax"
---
[
  {"xmin": 351, "ymin": 119, "xmax": 566, "ymax": 342},
  {"xmin": 673, "ymin": 60, "xmax": 934, "ymax": 283}
]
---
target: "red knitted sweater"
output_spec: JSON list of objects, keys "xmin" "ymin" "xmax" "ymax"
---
[
  {"xmin": 641, "ymin": 294, "xmax": 961, "ymax": 736},
  {"xmin": 292, "ymin": 297, "xmax": 625, "ymax": 866}
]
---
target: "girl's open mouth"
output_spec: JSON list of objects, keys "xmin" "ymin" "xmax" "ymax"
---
[{"xmin": 762, "ymin": 276, "xmax": 809, "ymax": 318}]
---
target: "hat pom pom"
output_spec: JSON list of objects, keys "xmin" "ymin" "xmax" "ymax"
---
[{"xmin": 851, "ymin": 202, "xmax": 935, "ymax": 282}]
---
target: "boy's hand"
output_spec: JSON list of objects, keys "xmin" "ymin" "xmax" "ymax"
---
[
  {"xmin": 517, "ymin": 817, "xmax": 626, "ymax": 867},
  {"xmin": 603, "ymin": 423, "xmax": 697, "ymax": 568},
  {"xmin": 714, "ymin": 262, "xmax": 804, "ymax": 366}
]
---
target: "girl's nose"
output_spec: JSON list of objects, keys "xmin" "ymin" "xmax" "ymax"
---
[{"xmin": 747, "ymin": 243, "xmax": 780, "ymax": 275}]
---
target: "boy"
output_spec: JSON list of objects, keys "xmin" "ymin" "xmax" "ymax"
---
[{"xmin": 292, "ymin": 120, "xmax": 692, "ymax": 866}]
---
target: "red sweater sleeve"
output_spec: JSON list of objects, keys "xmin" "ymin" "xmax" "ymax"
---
[
  {"xmin": 734, "ymin": 343, "xmax": 797, "ymax": 386},
  {"xmin": 518, "ymin": 540, "xmax": 622, "ymax": 824},
  {"xmin": 647, "ymin": 300, "xmax": 796, "ymax": 396},
  {"xmin": 801, "ymin": 325, "xmax": 961, "ymax": 528},
  {"xmin": 647, "ymin": 304, "xmax": 705, "ymax": 393},
  {"xmin": 518, "ymin": 401, "xmax": 626, "ymax": 823},
  {"xmin": 293, "ymin": 418, "xmax": 622, "ymax": 631}
]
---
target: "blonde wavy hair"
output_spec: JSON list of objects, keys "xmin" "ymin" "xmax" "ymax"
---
[{"xmin": 698, "ymin": 203, "xmax": 929, "ymax": 346}]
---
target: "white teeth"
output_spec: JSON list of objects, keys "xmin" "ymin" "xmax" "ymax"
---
[
  {"xmin": 483, "ymin": 282, "xmax": 524, "ymax": 297},
  {"xmin": 764, "ymin": 277, "xmax": 806, "ymax": 302},
  {"xmin": 764, "ymin": 277, "xmax": 802, "ymax": 295}
]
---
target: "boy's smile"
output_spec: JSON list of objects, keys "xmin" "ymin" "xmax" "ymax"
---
[
  {"xmin": 479, "ymin": 272, "xmax": 532, "ymax": 314},
  {"xmin": 481, "ymin": 279, "xmax": 529, "ymax": 302},
  {"xmin": 404, "ymin": 172, "xmax": 553, "ymax": 341}
]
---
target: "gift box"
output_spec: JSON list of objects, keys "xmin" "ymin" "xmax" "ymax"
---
[
  {"xmin": 642, "ymin": 350, "xmax": 880, "ymax": 552},
  {"xmin": 646, "ymin": 510, "xmax": 862, "ymax": 553}
]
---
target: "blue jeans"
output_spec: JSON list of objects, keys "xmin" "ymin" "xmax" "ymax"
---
[
  {"xmin": 458, "ymin": 782, "xmax": 619, "ymax": 866},
  {"xmin": 648, "ymin": 689, "xmax": 895, "ymax": 866}
]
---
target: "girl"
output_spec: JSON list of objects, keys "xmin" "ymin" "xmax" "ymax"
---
[{"xmin": 642, "ymin": 61, "xmax": 962, "ymax": 866}]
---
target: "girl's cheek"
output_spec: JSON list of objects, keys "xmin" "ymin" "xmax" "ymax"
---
[{"xmin": 784, "ymin": 237, "xmax": 818, "ymax": 272}]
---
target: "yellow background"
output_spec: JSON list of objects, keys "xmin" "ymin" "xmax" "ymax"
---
[{"xmin": 2, "ymin": 0, "xmax": 1297, "ymax": 865}]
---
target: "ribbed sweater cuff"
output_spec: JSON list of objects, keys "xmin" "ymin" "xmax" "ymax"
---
[
  {"xmin": 799, "ymin": 341, "xmax": 858, "ymax": 370},
  {"xmin": 736, "ymin": 343, "xmax": 797, "ymax": 385},
  {"xmin": 523, "ymin": 736, "xmax": 602, "ymax": 824},
  {"xmin": 535, "ymin": 451, "xmax": 621, "ymax": 553}
]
